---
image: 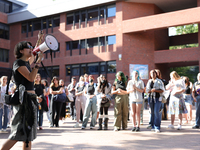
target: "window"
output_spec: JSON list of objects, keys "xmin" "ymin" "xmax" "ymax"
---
[
  {"xmin": 72, "ymin": 65, "xmax": 79, "ymax": 76},
  {"xmin": 66, "ymin": 42, "xmax": 71, "ymax": 50},
  {"xmin": 107, "ymin": 35, "xmax": 116, "ymax": 45},
  {"xmin": 88, "ymin": 8, "xmax": 98, "ymax": 21},
  {"xmin": 28, "ymin": 22, "xmax": 32, "ymax": 32},
  {"xmin": 72, "ymin": 41, "xmax": 79, "ymax": 49},
  {"xmin": 107, "ymin": 61, "xmax": 116, "ymax": 73},
  {"xmin": 33, "ymin": 20, "xmax": 41, "ymax": 31},
  {"xmin": 67, "ymin": 13, "xmax": 73, "ymax": 24},
  {"xmin": 100, "ymin": 7, "xmax": 105, "ymax": 19},
  {"xmin": 100, "ymin": 62, "xmax": 106, "ymax": 73},
  {"xmin": 48, "ymin": 18, "xmax": 52, "ymax": 28},
  {"xmin": 100, "ymin": 37, "xmax": 105, "ymax": 46},
  {"xmin": 88, "ymin": 63, "xmax": 99, "ymax": 75},
  {"xmin": 81, "ymin": 11, "xmax": 86, "ymax": 22},
  {"xmin": 0, "ymin": 48, "xmax": 9, "ymax": 62},
  {"xmin": 75, "ymin": 12, "xmax": 79, "ymax": 23},
  {"xmin": 107, "ymin": 5, "xmax": 116, "ymax": 17},
  {"xmin": 43, "ymin": 19, "xmax": 47, "ymax": 29},
  {"xmin": 66, "ymin": 65, "xmax": 71, "ymax": 76},
  {"xmin": 80, "ymin": 39, "xmax": 85, "ymax": 48},
  {"xmin": 81, "ymin": 64, "xmax": 87, "ymax": 75},
  {"xmin": 0, "ymin": 23, "xmax": 9, "ymax": 40},
  {"xmin": 21, "ymin": 23, "xmax": 27, "ymax": 33},
  {"xmin": 49, "ymin": 66, "xmax": 59, "ymax": 77},
  {"xmin": 87, "ymin": 38, "xmax": 98, "ymax": 48},
  {"xmin": 53, "ymin": 16, "xmax": 60, "ymax": 27}
]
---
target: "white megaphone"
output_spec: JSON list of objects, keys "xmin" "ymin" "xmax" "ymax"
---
[{"xmin": 32, "ymin": 34, "xmax": 59, "ymax": 56}]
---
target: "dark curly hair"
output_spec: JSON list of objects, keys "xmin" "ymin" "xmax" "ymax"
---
[{"xmin": 14, "ymin": 41, "xmax": 32, "ymax": 59}]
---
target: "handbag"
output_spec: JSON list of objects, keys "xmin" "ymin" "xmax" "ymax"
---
[
  {"xmin": 67, "ymin": 93, "xmax": 74, "ymax": 102},
  {"xmin": 53, "ymin": 93, "xmax": 67, "ymax": 103},
  {"xmin": 4, "ymin": 69, "xmax": 20, "ymax": 105},
  {"xmin": 161, "ymin": 95, "xmax": 167, "ymax": 103},
  {"xmin": 40, "ymin": 95, "xmax": 48, "ymax": 111}
]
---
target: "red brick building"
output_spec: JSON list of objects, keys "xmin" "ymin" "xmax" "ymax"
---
[{"xmin": 0, "ymin": 0, "xmax": 200, "ymax": 84}]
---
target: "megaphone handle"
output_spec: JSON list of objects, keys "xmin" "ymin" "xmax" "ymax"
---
[{"xmin": 34, "ymin": 54, "xmax": 39, "ymax": 64}]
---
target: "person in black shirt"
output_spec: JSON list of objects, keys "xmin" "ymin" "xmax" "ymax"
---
[
  {"xmin": 112, "ymin": 71, "xmax": 129, "ymax": 131},
  {"xmin": 1, "ymin": 31, "xmax": 44, "ymax": 150},
  {"xmin": 34, "ymin": 73, "xmax": 46, "ymax": 130},
  {"xmin": 49, "ymin": 77, "xmax": 64, "ymax": 127}
]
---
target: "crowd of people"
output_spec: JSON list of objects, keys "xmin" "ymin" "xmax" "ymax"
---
[{"xmin": 0, "ymin": 31, "xmax": 200, "ymax": 150}]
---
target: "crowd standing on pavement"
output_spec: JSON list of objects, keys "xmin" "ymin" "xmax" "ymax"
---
[{"xmin": 1, "ymin": 31, "xmax": 200, "ymax": 150}]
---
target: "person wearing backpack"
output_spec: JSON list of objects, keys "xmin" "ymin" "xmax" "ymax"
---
[{"xmin": 81, "ymin": 75, "xmax": 97, "ymax": 129}]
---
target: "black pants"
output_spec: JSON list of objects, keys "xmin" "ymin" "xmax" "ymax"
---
[
  {"xmin": 100, "ymin": 107, "xmax": 109, "ymax": 117},
  {"xmin": 50, "ymin": 100, "xmax": 63, "ymax": 127},
  {"xmin": 70, "ymin": 97, "xmax": 76, "ymax": 118},
  {"xmin": 80, "ymin": 109, "xmax": 83, "ymax": 121}
]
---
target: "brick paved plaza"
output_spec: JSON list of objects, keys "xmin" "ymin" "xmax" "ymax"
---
[{"xmin": 0, "ymin": 108, "xmax": 199, "ymax": 150}]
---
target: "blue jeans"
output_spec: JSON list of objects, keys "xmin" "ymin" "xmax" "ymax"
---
[
  {"xmin": 149, "ymin": 97, "xmax": 162, "ymax": 130},
  {"xmin": 82, "ymin": 96, "xmax": 97, "ymax": 128},
  {"xmin": 0, "ymin": 105, "xmax": 9, "ymax": 130},
  {"xmin": 37, "ymin": 105, "xmax": 43, "ymax": 127},
  {"xmin": 195, "ymin": 96, "xmax": 200, "ymax": 126}
]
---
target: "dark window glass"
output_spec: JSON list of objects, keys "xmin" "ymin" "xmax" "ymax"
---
[
  {"xmin": 72, "ymin": 41, "xmax": 79, "ymax": 49},
  {"xmin": 107, "ymin": 35, "xmax": 116, "ymax": 45},
  {"xmin": 0, "ymin": 2, "xmax": 4, "ymax": 13},
  {"xmin": 0, "ymin": 48, "xmax": 9, "ymax": 62},
  {"xmin": 88, "ymin": 8, "xmax": 98, "ymax": 21},
  {"xmin": 75, "ymin": 12, "xmax": 79, "ymax": 23},
  {"xmin": 88, "ymin": 63, "xmax": 99, "ymax": 75},
  {"xmin": 66, "ymin": 42, "xmax": 71, "ymax": 50},
  {"xmin": 0, "ymin": 24, "xmax": 4, "ymax": 39},
  {"xmin": 72, "ymin": 65, "xmax": 79, "ymax": 76},
  {"xmin": 81, "ymin": 39, "xmax": 85, "ymax": 49},
  {"xmin": 67, "ymin": 14, "xmax": 73, "ymax": 24},
  {"xmin": 100, "ymin": 62, "xmax": 106, "ymax": 73},
  {"xmin": 43, "ymin": 19, "xmax": 47, "ymax": 29},
  {"xmin": 107, "ymin": 5, "xmax": 116, "ymax": 17},
  {"xmin": 4, "ymin": 3, "xmax": 10, "ymax": 13},
  {"xmin": 53, "ymin": 16, "xmax": 60, "ymax": 27},
  {"xmin": 48, "ymin": 18, "xmax": 52, "ymax": 28},
  {"xmin": 33, "ymin": 20, "xmax": 41, "ymax": 31},
  {"xmin": 81, "ymin": 64, "xmax": 87, "ymax": 75},
  {"xmin": 0, "ymin": 23, "xmax": 9, "ymax": 40},
  {"xmin": 66, "ymin": 65, "xmax": 71, "ymax": 76},
  {"xmin": 107, "ymin": 61, "xmax": 116, "ymax": 73},
  {"xmin": 28, "ymin": 22, "xmax": 32, "ymax": 32},
  {"xmin": 49, "ymin": 66, "xmax": 59, "ymax": 77},
  {"xmin": 100, "ymin": 37, "xmax": 105, "ymax": 46},
  {"xmin": 87, "ymin": 38, "xmax": 98, "ymax": 48},
  {"xmin": 81, "ymin": 11, "xmax": 86, "ymax": 22},
  {"xmin": 100, "ymin": 7, "xmax": 105, "ymax": 19},
  {"xmin": 21, "ymin": 23, "xmax": 27, "ymax": 33}
]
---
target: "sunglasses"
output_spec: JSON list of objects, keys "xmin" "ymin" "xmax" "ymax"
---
[{"xmin": 25, "ymin": 45, "xmax": 33, "ymax": 49}]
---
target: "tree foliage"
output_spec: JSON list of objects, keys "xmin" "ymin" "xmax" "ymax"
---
[{"xmin": 169, "ymin": 24, "xmax": 198, "ymax": 50}]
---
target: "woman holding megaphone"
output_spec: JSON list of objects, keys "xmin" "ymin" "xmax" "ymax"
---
[{"xmin": 1, "ymin": 31, "xmax": 44, "ymax": 150}]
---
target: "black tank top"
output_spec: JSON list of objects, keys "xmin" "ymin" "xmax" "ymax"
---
[{"xmin": 185, "ymin": 85, "xmax": 191, "ymax": 94}]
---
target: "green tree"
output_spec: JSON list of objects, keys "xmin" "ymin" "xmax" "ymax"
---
[{"xmin": 169, "ymin": 24, "xmax": 198, "ymax": 50}]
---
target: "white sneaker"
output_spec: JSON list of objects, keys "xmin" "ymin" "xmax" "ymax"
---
[
  {"xmin": 155, "ymin": 129, "xmax": 160, "ymax": 133},
  {"xmin": 73, "ymin": 123, "xmax": 79, "ymax": 128},
  {"xmin": 151, "ymin": 129, "xmax": 155, "ymax": 132},
  {"xmin": 177, "ymin": 124, "xmax": 182, "ymax": 130},
  {"xmin": 168, "ymin": 124, "xmax": 174, "ymax": 129}
]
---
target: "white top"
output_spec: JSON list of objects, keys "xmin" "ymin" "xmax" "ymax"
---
[
  {"xmin": 171, "ymin": 79, "xmax": 186, "ymax": 95},
  {"xmin": 127, "ymin": 79, "xmax": 144, "ymax": 102},
  {"xmin": 0, "ymin": 85, "xmax": 11, "ymax": 105}
]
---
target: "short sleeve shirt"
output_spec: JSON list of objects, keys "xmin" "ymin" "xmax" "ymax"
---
[
  {"xmin": 13, "ymin": 59, "xmax": 34, "ymax": 90},
  {"xmin": 113, "ymin": 80, "xmax": 126, "ymax": 91}
]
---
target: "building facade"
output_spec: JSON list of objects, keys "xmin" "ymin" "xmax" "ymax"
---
[{"xmin": 1, "ymin": 0, "xmax": 200, "ymax": 84}]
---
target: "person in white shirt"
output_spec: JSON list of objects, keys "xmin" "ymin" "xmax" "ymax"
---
[
  {"xmin": 127, "ymin": 71, "xmax": 144, "ymax": 132},
  {"xmin": 0, "ymin": 76, "xmax": 11, "ymax": 132}
]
